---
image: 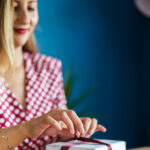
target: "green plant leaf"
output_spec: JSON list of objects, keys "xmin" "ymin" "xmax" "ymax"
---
[
  {"xmin": 67, "ymin": 85, "xmax": 98, "ymax": 109},
  {"xmin": 64, "ymin": 64, "xmax": 102, "ymax": 119},
  {"xmin": 64, "ymin": 67, "xmax": 77, "ymax": 101}
]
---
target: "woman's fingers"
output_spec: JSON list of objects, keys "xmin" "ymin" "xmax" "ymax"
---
[
  {"xmin": 81, "ymin": 117, "xmax": 107, "ymax": 137},
  {"xmin": 85, "ymin": 118, "xmax": 98, "ymax": 137},
  {"xmin": 44, "ymin": 115, "xmax": 62, "ymax": 131},
  {"xmin": 95, "ymin": 124, "xmax": 107, "ymax": 132},
  {"xmin": 58, "ymin": 128, "xmax": 76, "ymax": 141},
  {"xmin": 81, "ymin": 117, "xmax": 91, "ymax": 136},
  {"xmin": 61, "ymin": 111, "xmax": 75, "ymax": 135},
  {"xmin": 58, "ymin": 121, "xmax": 67, "ymax": 129},
  {"xmin": 45, "ymin": 109, "xmax": 107, "ymax": 140},
  {"xmin": 66, "ymin": 110, "xmax": 85, "ymax": 136},
  {"xmin": 27, "ymin": 115, "xmax": 63, "ymax": 139},
  {"xmin": 42, "ymin": 127, "xmax": 57, "ymax": 136}
]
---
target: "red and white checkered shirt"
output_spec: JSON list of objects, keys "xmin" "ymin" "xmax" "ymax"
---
[{"xmin": 0, "ymin": 51, "xmax": 67, "ymax": 150}]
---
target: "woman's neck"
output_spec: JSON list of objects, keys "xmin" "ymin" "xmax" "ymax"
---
[{"xmin": 15, "ymin": 47, "xmax": 24, "ymax": 69}]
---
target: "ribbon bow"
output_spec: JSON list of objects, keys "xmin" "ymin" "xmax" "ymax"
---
[{"xmin": 61, "ymin": 137, "xmax": 112, "ymax": 150}]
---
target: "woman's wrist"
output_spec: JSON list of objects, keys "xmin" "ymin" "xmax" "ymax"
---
[
  {"xmin": 1, "ymin": 128, "xmax": 13, "ymax": 150},
  {"xmin": 19, "ymin": 122, "xmax": 29, "ymax": 139}
]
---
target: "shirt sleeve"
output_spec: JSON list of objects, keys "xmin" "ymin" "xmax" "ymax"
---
[
  {"xmin": 47, "ymin": 60, "xmax": 67, "ymax": 143},
  {"xmin": 54, "ymin": 60, "xmax": 67, "ymax": 109},
  {"xmin": 0, "ymin": 79, "xmax": 4, "ymax": 129}
]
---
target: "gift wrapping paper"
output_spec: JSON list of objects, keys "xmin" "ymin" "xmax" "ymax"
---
[{"xmin": 46, "ymin": 138, "xmax": 126, "ymax": 150}]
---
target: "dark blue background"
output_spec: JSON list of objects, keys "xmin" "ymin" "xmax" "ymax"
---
[{"xmin": 35, "ymin": 0, "xmax": 150, "ymax": 148}]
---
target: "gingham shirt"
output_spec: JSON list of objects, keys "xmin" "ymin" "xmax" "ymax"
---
[{"xmin": 0, "ymin": 51, "xmax": 67, "ymax": 150}]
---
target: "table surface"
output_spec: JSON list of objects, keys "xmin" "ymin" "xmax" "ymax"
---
[{"xmin": 129, "ymin": 147, "xmax": 150, "ymax": 150}]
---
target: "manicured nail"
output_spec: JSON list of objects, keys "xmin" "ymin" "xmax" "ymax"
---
[
  {"xmin": 103, "ymin": 127, "xmax": 107, "ymax": 132},
  {"xmin": 98, "ymin": 124, "xmax": 107, "ymax": 132},
  {"xmin": 86, "ymin": 134, "xmax": 90, "ymax": 137},
  {"xmin": 59, "ymin": 126, "xmax": 62, "ymax": 130},
  {"xmin": 56, "ymin": 122, "xmax": 62, "ymax": 130},
  {"xmin": 101, "ymin": 125, "xmax": 107, "ymax": 132},
  {"xmin": 70, "ymin": 129, "xmax": 75, "ymax": 134},
  {"xmin": 80, "ymin": 127, "xmax": 84, "ymax": 136},
  {"xmin": 76, "ymin": 131, "xmax": 80, "ymax": 138}
]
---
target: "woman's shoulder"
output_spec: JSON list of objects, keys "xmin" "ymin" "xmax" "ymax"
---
[{"xmin": 23, "ymin": 51, "xmax": 62, "ymax": 73}]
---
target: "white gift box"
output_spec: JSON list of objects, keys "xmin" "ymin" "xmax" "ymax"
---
[{"xmin": 46, "ymin": 138, "xmax": 126, "ymax": 150}]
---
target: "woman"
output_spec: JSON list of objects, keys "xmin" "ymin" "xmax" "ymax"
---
[{"xmin": 0, "ymin": 0, "xmax": 106, "ymax": 149}]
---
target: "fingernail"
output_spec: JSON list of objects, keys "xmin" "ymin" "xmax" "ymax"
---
[
  {"xmin": 86, "ymin": 134, "xmax": 90, "ymax": 137},
  {"xmin": 70, "ymin": 129, "xmax": 75, "ymax": 134},
  {"xmin": 81, "ymin": 132, "xmax": 84, "ymax": 137},
  {"xmin": 76, "ymin": 131, "xmax": 80, "ymax": 138},
  {"xmin": 56, "ymin": 123, "xmax": 62, "ymax": 130},
  {"xmin": 103, "ymin": 128, "xmax": 107, "ymax": 132},
  {"xmin": 101, "ymin": 126, "xmax": 107, "ymax": 132},
  {"xmin": 59, "ymin": 126, "xmax": 62, "ymax": 130},
  {"xmin": 81, "ymin": 127, "xmax": 84, "ymax": 136}
]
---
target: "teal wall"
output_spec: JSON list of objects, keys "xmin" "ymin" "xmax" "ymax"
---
[{"xmin": 35, "ymin": 0, "xmax": 150, "ymax": 148}]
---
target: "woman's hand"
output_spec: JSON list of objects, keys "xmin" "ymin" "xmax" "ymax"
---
[
  {"xmin": 46, "ymin": 109, "xmax": 85, "ymax": 137},
  {"xmin": 24, "ymin": 114, "xmax": 62, "ymax": 139},
  {"xmin": 24, "ymin": 108, "xmax": 106, "ymax": 141},
  {"xmin": 44, "ymin": 116, "xmax": 107, "ymax": 141},
  {"xmin": 80, "ymin": 117, "xmax": 106, "ymax": 138},
  {"xmin": 24, "ymin": 108, "xmax": 84, "ymax": 140}
]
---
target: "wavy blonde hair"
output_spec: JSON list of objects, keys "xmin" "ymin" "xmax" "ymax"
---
[{"xmin": 0, "ymin": 0, "xmax": 38, "ymax": 79}]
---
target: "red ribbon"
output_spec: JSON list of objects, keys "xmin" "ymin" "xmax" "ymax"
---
[{"xmin": 61, "ymin": 137, "xmax": 112, "ymax": 150}]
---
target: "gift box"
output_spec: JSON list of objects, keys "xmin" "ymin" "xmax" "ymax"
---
[{"xmin": 46, "ymin": 137, "xmax": 126, "ymax": 150}]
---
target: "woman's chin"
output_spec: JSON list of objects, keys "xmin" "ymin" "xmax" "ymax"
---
[
  {"xmin": 13, "ymin": 33, "xmax": 29, "ymax": 49},
  {"xmin": 14, "ymin": 39, "xmax": 28, "ymax": 49}
]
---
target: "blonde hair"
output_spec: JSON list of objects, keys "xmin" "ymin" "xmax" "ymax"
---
[{"xmin": 0, "ymin": 0, "xmax": 38, "ymax": 79}]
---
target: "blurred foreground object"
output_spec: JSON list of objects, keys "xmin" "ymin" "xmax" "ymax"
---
[{"xmin": 135, "ymin": 0, "xmax": 150, "ymax": 17}]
